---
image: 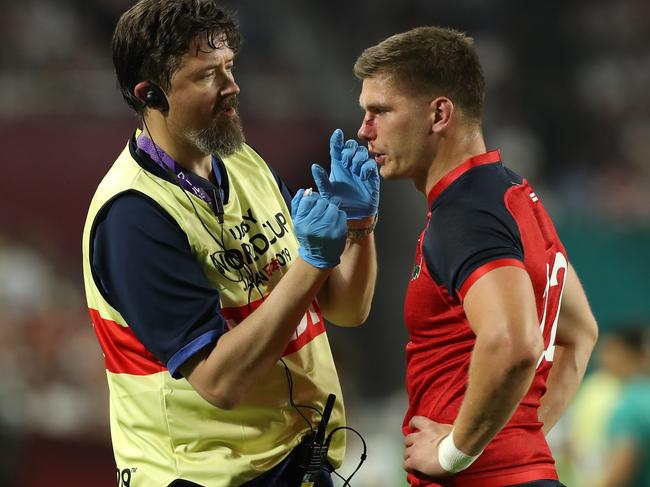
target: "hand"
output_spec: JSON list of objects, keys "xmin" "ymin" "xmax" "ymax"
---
[
  {"xmin": 403, "ymin": 416, "xmax": 454, "ymax": 480},
  {"xmin": 291, "ymin": 189, "xmax": 347, "ymax": 269},
  {"xmin": 311, "ymin": 129, "xmax": 380, "ymax": 220}
]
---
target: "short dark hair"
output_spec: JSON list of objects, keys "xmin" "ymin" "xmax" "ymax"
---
[
  {"xmin": 606, "ymin": 323, "xmax": 650, "ymax": 357},
  {"xmin": 112, "ymin": 0, "xmax": 241, "ymax": 114},
  {"xmin": 354, "ymin": 26, "xmax": 485, "ymax": 121}
]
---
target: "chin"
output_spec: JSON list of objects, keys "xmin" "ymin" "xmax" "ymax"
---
[{"xmin": 378, "ymin": 165, "xmax": 399, "ymax": 180}]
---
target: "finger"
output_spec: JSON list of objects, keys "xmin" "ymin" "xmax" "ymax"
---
[
  {"xmin": 340, "ymin": 139, "xmax": 359, "ymax": 169},
  {"xmin": 350, "ymin": 146, "xmax": 369, "ymax": 175},
  {"xmin": 306, "ymin": 195, "xmax": 329, "ymax": 220},
  {"xmin": 311, "ymin": 164, "xmax": 332, "ymax": 196},
  {"xmin": 329, "ymin": 129, "xmax": 344, "ymax": 161},
  {"xmin": 404, "ymin": 433, "xmax": 416, "ymax": 447},
  {"xmin": 321, "ymin": 199, "xmax": 342, "ymax": 224},
  {"xmin": 296, "ymin": 191, "xmax": 320, "ymax": 218},
  {"xmin": 360, "ymin": 158, "xmax": 379, "ymax": 181},
  {"xmin": 345, "ymin": 139, "xmax": 359, "ymax": 152},
  {"xmin": 409, "ymin": 416, "xmax": 430, "ymax": 431},
  {"xmin": 290, "ymin": 188, "xmax": 305, "ymax": 217}
]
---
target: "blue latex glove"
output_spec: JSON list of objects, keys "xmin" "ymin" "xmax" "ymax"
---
[
  {"xmin": 311, "ymin": 129, "xmax": 380, "ymax": 220},
  {"xmin": 291, "ymin": 189, "xmax": 348, "ymax": 269}
]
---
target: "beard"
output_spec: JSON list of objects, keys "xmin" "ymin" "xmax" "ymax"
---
[{"xmin": 187, "ymin": 95, "xmax": 245, "ymax": 157}]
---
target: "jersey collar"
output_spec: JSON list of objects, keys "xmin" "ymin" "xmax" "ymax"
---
[
  {"xmin": 129, "ymin": 130, "xmax": 230, "ymax": 206},
  {"xmin": 427, "ymin": 150, "xmax": 501, "ymax": 207}
]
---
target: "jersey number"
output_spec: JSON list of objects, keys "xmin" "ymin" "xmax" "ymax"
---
[{"xmin": 536, "ymin": 251, "xmax": 568, "ymax": 367}]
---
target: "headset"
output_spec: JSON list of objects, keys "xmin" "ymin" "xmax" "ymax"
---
[
  {"xmin": 143, "ymin": 83, "xmax": 170, "ymax": 112},
  {"xmin": 137, "ymin": 83, "xmax": 366, "ymax": 486}
]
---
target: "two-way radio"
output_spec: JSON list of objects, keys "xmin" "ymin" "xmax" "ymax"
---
[{"xmin": 299, "ymin": 393, "xmax": 336, "ymax": 487}]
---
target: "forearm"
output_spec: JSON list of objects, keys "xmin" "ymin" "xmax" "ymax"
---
[
  {"xmin": 318, "ymin": 225, "xmax": 377, "ymax": 326},
  {"xmin": 540, "ymin": 264, "xmax": 598, "ymax": 433},
  {"xmin": 538, "ymin": 342, "xmax": 591, "ymax": 434},
  {"xmin": 453, "ymin": 334, "xmax": 539, "ymax": 455},
  {"xmin": 183, "ymin": 258, "xmax": 331, "ymax": 408},
  {"xmin": 601, "ymin": 444, "xmax": 638, "ymax": 487}
]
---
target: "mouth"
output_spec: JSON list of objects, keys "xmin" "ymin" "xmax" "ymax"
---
[
  {"xmin": 217, "ymin": 97, "xmax": 239, "ymax": 117},
  {"xmin": 369, "ymin": 148, "xmax": 386, "ymax": 164}
]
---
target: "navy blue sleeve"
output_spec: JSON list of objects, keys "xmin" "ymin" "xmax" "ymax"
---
[
  {"xmin": 91, "ymin": 192, "xmax": 226, "ymax": 378},
  {"xmin": 422, "ymin": 167, "xmax": 524, "ymax": 298}
]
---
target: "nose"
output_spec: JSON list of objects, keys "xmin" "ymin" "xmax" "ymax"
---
[
  {"xmin": 223, "ymin": 79, "xmax": 240, "ymax": 97},
  {"xmin": 357, "ymin": 114, "xmax": 375, "ymax": 141},
  {"xmin": 221, "ymin": 70, "xmax": 240, "ymax": 97}
]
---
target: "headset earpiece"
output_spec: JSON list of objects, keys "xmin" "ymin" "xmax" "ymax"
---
[{"xmin": 143, "ymin": 84, "xmax": 169, "ymax": 112}]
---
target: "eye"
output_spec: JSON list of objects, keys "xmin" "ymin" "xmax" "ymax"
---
[{"xmin": 368, "ymin": 107, "xmax": 388, "ymax": 116}]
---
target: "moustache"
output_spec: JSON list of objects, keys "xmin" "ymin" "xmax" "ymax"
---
[{"xmin": 215, "ymin": 96, "xmax": 239, "ymax": 114}]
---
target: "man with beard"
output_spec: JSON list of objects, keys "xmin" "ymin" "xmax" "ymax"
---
[{"xmin": 82, "ymin": 1, "xmax": 379, "ymax": 486}]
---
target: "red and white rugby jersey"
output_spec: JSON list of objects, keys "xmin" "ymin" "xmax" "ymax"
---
[{"xmin": 404, "ymin": 151, "xmax": 567, "ymax": 487}]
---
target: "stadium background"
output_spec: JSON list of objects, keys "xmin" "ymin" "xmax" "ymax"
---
[{"xmin": 1, "ymin": 0, "xmax": 648, "ymax": 485}]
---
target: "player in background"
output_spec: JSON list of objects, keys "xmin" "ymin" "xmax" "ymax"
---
[
  {"xmin": 600, "ymin": 325, "xmax": 650, "ymax": 487},
  {"xmin": 82, "ymin": 1, "xmax": 379, "ymax": 485},
  {"xmin": 353, "ymin": 26, "xmax": 598, "ymax": 487}
]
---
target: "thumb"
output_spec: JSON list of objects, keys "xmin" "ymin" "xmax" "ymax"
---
[
  {"xmin": 290, "ymin": 188, "xmax": 305, "ymax": 217},
  {"xmin": 409, "ymin": 416, "xmax": 430, "ymax": 431},
  {"xmin": 311, "ymin": 164, "xmax": 332, "ymax": 196}
]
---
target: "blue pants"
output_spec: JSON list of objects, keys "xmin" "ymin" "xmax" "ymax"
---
[
  {"xmin": 241, "ymin": 436, "xmax": 333, "ymax": 487},
  {"xmin": 510, "ymin": 481, "xmax": 566, "ymax": 487},
  {"xmin": 167, "ymin": 437, "xmax": 333, "ymax": 487}
]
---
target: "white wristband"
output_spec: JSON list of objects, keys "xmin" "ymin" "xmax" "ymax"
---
[{"xmin": 437, "ymin": 430, "xmax": 481, "ymax": 474}]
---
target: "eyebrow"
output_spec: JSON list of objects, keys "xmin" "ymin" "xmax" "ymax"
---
[
  {"xmin": 361, "ymin": 102, "xmax": 389, "ymax": 113},
  {"xmin": 194, "ymin": 59, "xmax": 235, "ymax": 74}
]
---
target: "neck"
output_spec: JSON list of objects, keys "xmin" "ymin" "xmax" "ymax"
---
[
  {"xmin": 420, "ymin": 124, "xmax": 486, "ymax": 197},
  {"xmin": 143, "ymin": 112, "xmax": 212, "ymax": 180}
]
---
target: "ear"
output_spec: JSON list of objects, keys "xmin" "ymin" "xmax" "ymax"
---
[
  {"xmin": 133, "ymin": 81, "xmax": 151, "ymax": 103},
  {"xmin": 430, "ymin": 97, "xmax": 454, "ymax": 134}
]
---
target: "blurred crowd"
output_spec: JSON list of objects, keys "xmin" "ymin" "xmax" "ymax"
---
[
  {"xmin": 1, "ymin": 0, "xmax": 649, "ymax": 486},
  {"xmin": 2, "ymin": 0, "xmax": 650, "ymax": 221}
]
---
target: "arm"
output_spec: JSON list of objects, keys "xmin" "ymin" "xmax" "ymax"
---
[
  {"xmin": 181, "ymin": 258, "xmax": 331, "ymax": 409},
  {"xmin": 538, "ymin": 264, "xmax": 598, "ymax": 434},
  {"xmin": 601, "ymin": 441, "xmax": 639, "ymax": 487},
  {"xmin": 181, "ymin": 191, "xmax": 348, "ymax": 409},
  {"xmin": 317, "ymin": 217, "xmax": 377, "ymax": 326},
  {"xmin": 404, "ymin": 266, "xmax": 544, "ymax": 476},
  {"xmin": 453, "ymin": 265, "xmax": 544, "ymax": 454}
]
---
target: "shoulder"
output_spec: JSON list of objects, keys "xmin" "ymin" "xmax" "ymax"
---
[
  {"xmin": 609, "ymin": 382, "xmax": 650, "ymax": 433},
  {"xmin": 92, "ymin": 192, "xmax": 189, "ymax": 272},
  {"xmin": 436, "ymin": 163, "xmax": 523, "ymax": 208},
  {"xmin": 422, "ymin": 163, "xmax": 524, "ymax": 297},
  {"xmin": 425, "ymin": 163, "xmax": 523, "ymax": 251},
  {"xmin": 95, "ymin": 191, "xmax": 182, "ymax": 235}
]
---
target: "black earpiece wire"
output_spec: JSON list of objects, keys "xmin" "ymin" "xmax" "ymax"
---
[{"xmin": 327, "ymin": 426, "xmax": 367, "ymax": 486}]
